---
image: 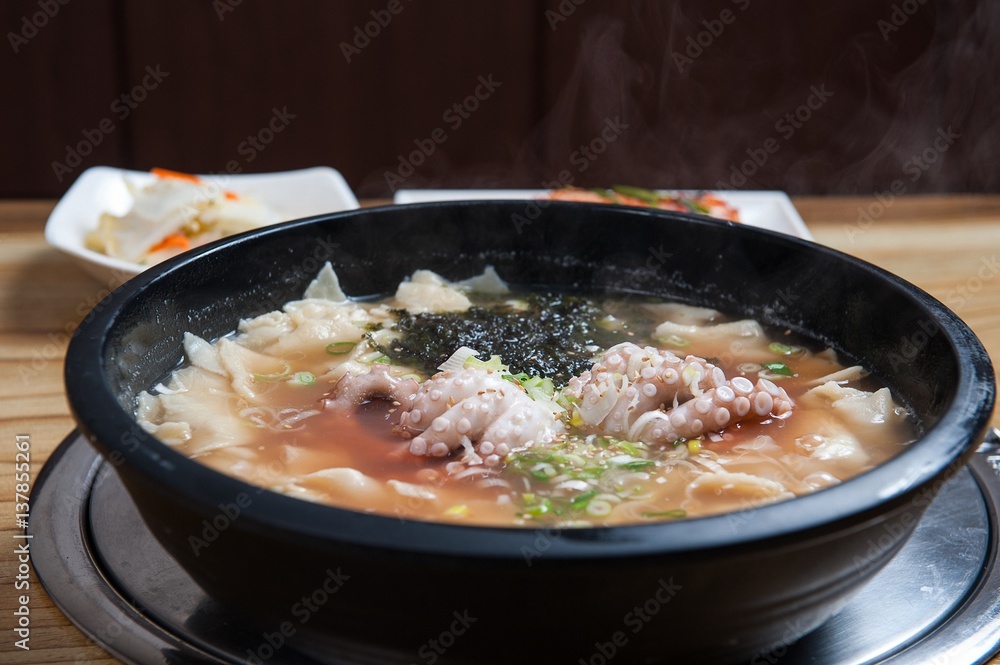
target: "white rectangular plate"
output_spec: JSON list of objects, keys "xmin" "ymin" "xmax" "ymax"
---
[
  {"xmin": 46, "ymin": 166, "xmax": 360, "ymax": 283},
  {"xmin": 393, "ymin": 189, "xmax": 811, "ymax": 240}
]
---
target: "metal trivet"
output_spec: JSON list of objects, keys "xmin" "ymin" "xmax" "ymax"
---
[{"xmin": 29, "ymin": 429, "xmax": 1000, "ymax": 664}]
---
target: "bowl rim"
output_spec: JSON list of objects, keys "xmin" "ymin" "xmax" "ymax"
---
[{"xmin": 64, "ymin": 200, "xmax": 997, "ymax": 560}]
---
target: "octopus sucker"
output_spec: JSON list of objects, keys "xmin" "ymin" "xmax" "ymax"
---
[{"xmin": 735, "ymin": 397, "xmax": 751, "ymax": 417}]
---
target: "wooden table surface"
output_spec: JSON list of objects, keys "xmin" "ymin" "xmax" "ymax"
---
[{"xmin": 1, "ymin": 196, "xmax": 998, "ymax": 664}]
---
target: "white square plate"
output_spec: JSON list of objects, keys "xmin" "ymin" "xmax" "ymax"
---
[
  {"xmin": 393, "ymin": 189, "xmax": 811, "ymax": 240},
  {"xmin": 46, "ymin": 166, "xmax": 360, "ymax": 283}
]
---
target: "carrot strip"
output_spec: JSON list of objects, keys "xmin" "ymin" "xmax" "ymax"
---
[
  {"xmin": 148, "ymin": 233, "xmax": 191, "ymax": 253},
  {"xmin": 151, "ymin": 167, "xmax": 202, "ymax": 184}
]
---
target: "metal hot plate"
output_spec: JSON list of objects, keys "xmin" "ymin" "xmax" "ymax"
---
[{"xmin": 29, "ymin": 430, "xmax": 1000, "ymax": 664}]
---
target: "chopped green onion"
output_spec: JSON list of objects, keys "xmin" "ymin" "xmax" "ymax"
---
[
  {"xmin": 585, "ymin": 499, "xmax": 613, "ymax": 516},
  {"xmin": 522, "ymin": 376, "xmax": 555, "ymax": 401},
  {"xmin": 612, "ymin": 185, "xmax": 661, "ymax": 206},
  {"xmin": 769, "ymin": 342, "xmax": 802, "ymax": 356},
  {"xmin": 557, "ymin": 392, "xmax": 581, "ymax": 411},
  {"xmin": 502, "ymin": 372, "xmax": 530, "ymax": 386},
  {"xmin": 523, "ymin": 497, "xmax": 556, "ymax": 517},
  {"xmin": 510, "ymin": 451, "xmax": 553, "ymax": 464},
  {"xmin": 641, "ymin": 509, "xmax": 687, "ymax": 519},
  {"xmin": 569, "ymin": 467, "xmax": 606, "ymax": 480},
  {"xmin": 464, "ymin": 354, "xmax": 509, "ymax": 373},
  {"xmin": 371, "ymin": 355, "xmax": 392, "ymax": 365},
  {"xmin": 616, "ymin": 440, "xmax": 641, "ymax": 457},
  {"xmin": 288, "ymin": 371, "xmax": 316, "ymax": 386},
  {"xmin": 672, "ymin": 438, "xmax": 687, "ymax": 447},
  {"xmin": 529, "ymin": 463, "xmax": 557, "ymax": 481},
  {"xmin": 591, "ymin": 188, "xmax": 616, "ymax": 200},
  {"xmin": 326, "ymin": 341, "xmax": 356, "ymax": 355},
  {"xmin": 660, "ymin": 334, "xmax": 691, "ymax": 348},
  {"xmin": 621, "ymin": 460, "xmax": 656, "ymax": 471},
  {"xmin": 444, "ymin": 504, "xmax": 470, "ymax": 517},
  {"xmin": 571, "ymin": 490, "xmax": 599, "ymax": 510},
  {"xmin": 762, "ymin": 362, "xmax": 792, "ymax": 376}
]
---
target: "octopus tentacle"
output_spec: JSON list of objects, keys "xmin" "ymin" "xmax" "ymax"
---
[
  {"xmin": 629, "ymin": 377, "xmax": 794, "ymax": 444},
  {"xmin": 397, "ymin": 368, "xmax": 564, "ymax": 460},
  {"xmin": 565, "ymin": 342, "xmax": 727, "ymax": 436},
  {"xmin": 396, "ymin": 368, "xmax": 510, "ymax": 438},
  {"xmin": 323, "ymin": 365, "xmax": 420, "ymax": 414}
]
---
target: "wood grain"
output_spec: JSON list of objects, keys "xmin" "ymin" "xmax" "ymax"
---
[{"xmin": 1, "ymin": 196, "xmax": 997, "ymax": 663}]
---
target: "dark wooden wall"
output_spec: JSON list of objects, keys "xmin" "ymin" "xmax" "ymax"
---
[{"xmin": 2, "ymin": 0, "xmax": 997, "ymax": 199}]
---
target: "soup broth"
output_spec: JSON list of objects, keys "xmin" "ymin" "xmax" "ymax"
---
[{"xmin": 137, "ymin": 266, "xmax": 916, "ymax": 527}]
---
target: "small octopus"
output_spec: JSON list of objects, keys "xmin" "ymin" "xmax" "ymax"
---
[
  {"xmin": 565, "ymin": 342, "xmax": 793, "ymax": 442},
  {"xmin": 398, "ymin": 367, "xmax": 564, "ymax": 464},
  {"xmin": 324, "ymin": 365, "xmax": 563, "ymax": 465}
]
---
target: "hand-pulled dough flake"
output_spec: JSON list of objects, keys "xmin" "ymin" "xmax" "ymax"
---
[
  {"xmin": 395, "ymin": 270, "xmax": 472, "ymax": 313},
  {"xmin": 684, "ymin": 471, "xmax": 796, "ymax": 516},
  {"xmin": 303, "ymin": 262, "xmax": 349, "ymax": 302},
  {"xmin": 295, "ymin": 468, "xmax": 386, "ymax": 504},
  {"xmin": 804, "ymin": 382, "xmax": 908, "ymax": 428},
  {"xmin": 654, "ymin": 318, "xmax": 764, "ymax": 342},
  {"xmin": 183, "ymin": 332, "xmax": 226, "ymax": 376},
  {"xmin": 455, "ymin": 265, "xmax": 510, "ymax": 295}
]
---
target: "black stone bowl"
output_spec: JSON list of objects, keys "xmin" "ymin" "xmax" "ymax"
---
[{"xmin": 64, "ymin": 201, "xmax": 995, "ymax": 664}]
